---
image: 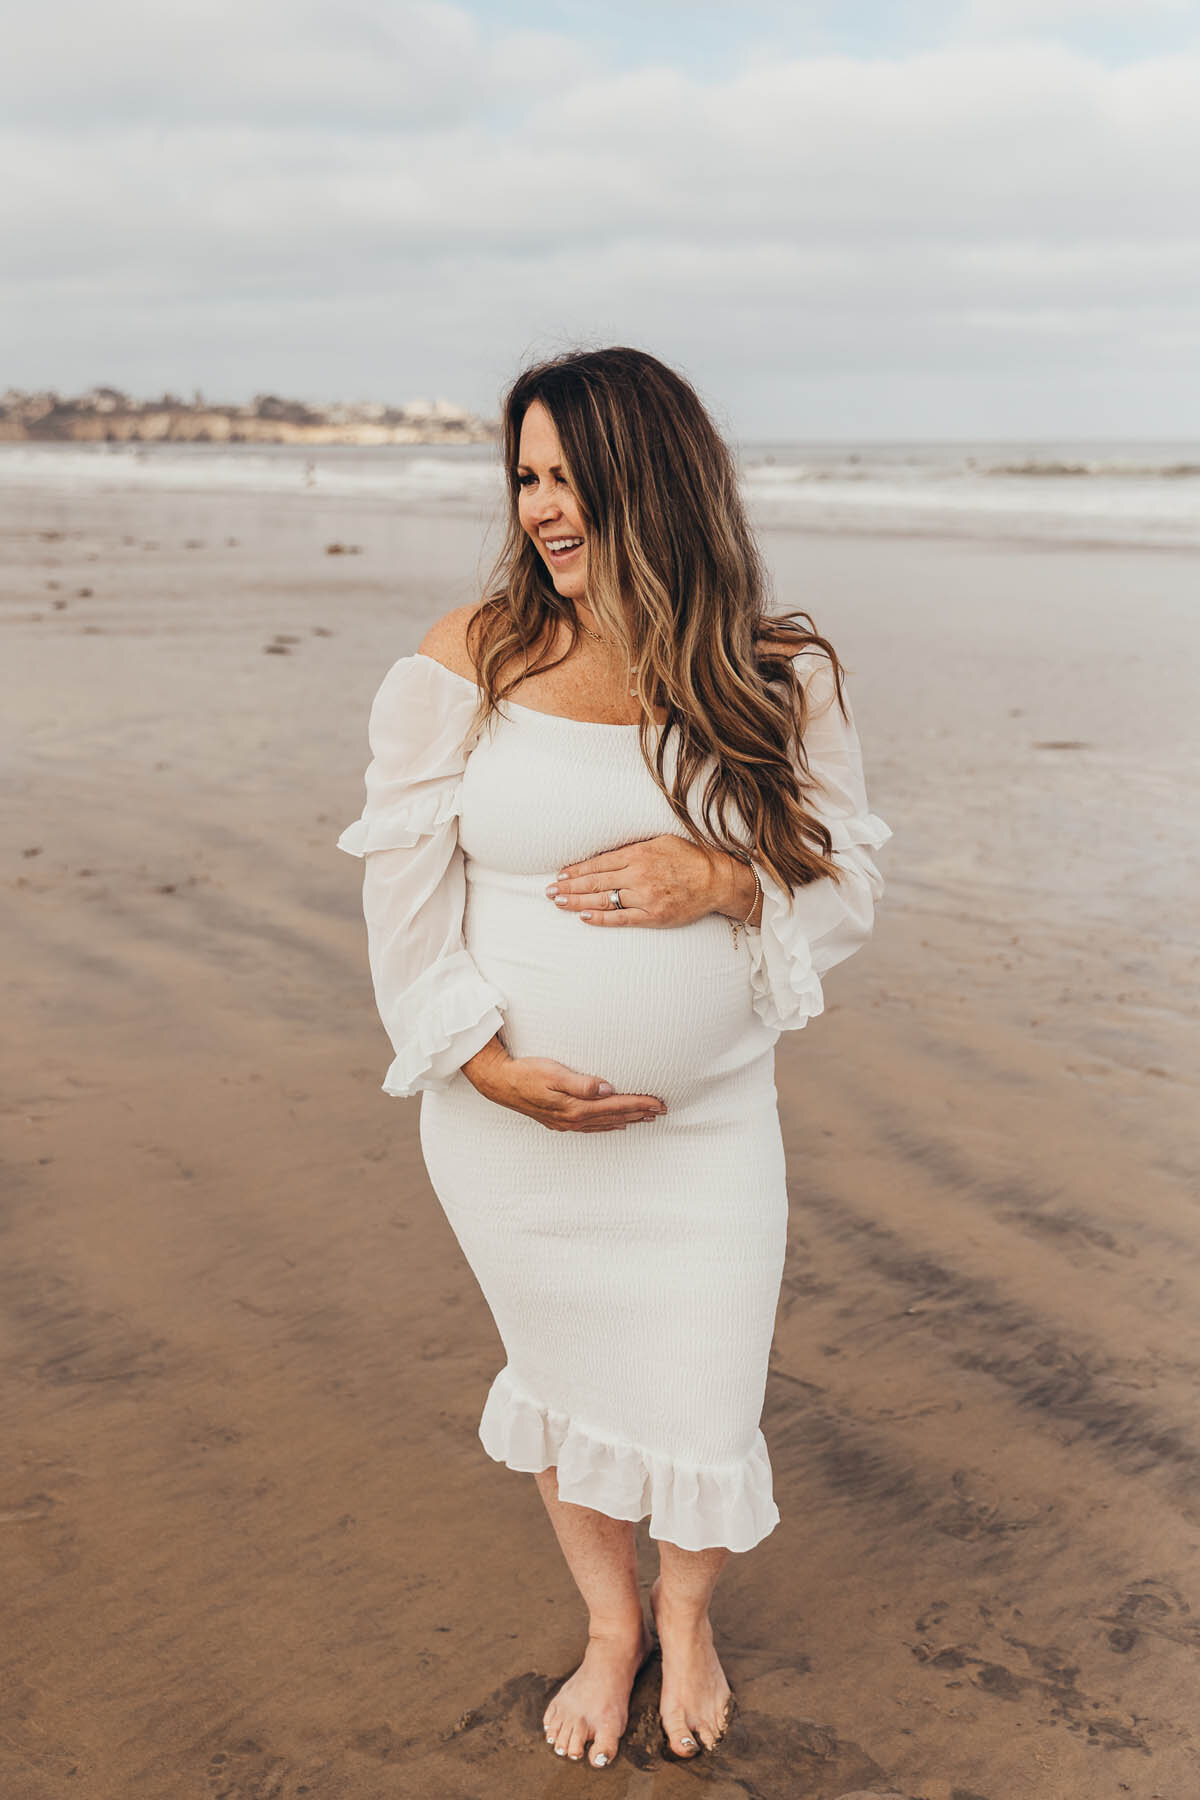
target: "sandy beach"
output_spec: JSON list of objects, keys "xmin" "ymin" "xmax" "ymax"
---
[{"xmin": 2, "ymin": 472, "xmax": 1198, "ymax": 1800}]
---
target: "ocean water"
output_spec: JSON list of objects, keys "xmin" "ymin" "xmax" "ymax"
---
[{"xmin": 4, "ymin": 438, "xmax": 1198, "ymax": 551}]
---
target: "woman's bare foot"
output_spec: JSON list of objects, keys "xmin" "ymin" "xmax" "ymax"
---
[
  {"xmin": 543, "ymin": 1612, "xmax": 654, "ymax": 1768},
  {"xmin": 649, "ymin": 1575, "xmax": 734, "ymax": 1756}
]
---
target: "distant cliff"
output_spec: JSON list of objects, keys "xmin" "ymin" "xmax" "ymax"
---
[{"xmin": 0, "ymin": 386, "xmax": 497, "ymax": 445}]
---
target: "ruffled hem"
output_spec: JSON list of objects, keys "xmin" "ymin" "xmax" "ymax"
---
[
  {"xmin": 478, "ymin": 1367, "xmax": 780, "ymax": 1554},
  {"xmin": 336, "ymin": 782, "xmax": 461, "ymax": 856},
  {"xmin": 745, "ymin": 810, "xmax": 893, "ymax": 1030},
  {"xmin": 381, "ymin": 973, "xmax": 505, "ymax": 1098},
  {"xmin": 827, "ymin": 810, "xmax": 893, "ymax": 854},
  {"xmin": 746, "ymin": 876, "xmax": 826, "ymax": 1033}
]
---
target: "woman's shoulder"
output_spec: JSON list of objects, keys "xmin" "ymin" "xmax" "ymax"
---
[{"xmin": 417, "ymin": 601, "xmax": 488, "ymax": 685}]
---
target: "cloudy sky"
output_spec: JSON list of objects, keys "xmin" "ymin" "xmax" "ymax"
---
[{"xmin": 6, "ymin": 0, "xmax": 1199, "ymax": 437}]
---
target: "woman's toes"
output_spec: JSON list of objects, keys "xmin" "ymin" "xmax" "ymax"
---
[
  {"xmin": 662, "ymin": 1711, "xmax": 699, "ymax": 1757},
  {"xmin": 696, "ymin": 1693, "xmax": 734, "ymax": 1751},
  {"xmin": 589, "ymin": 1731, "xmax": 619, "ymax": 1768},
  {"xmin": 564, "ymin": 1720, "xmax": 589, "ymax": 1761}
]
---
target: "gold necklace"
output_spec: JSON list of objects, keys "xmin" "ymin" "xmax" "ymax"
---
[{"xmin": 574, "ymin": 611, "xmax": 637, "ymax": 695}]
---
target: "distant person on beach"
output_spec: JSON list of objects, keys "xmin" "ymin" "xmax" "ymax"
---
[{"xmin": 338, "ymin": 346, "xmax": 891, "ymax": 1769}]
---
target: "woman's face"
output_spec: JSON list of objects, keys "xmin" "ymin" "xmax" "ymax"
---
[{"xmin": 516, "ymin": 399, "xmax": 588, "ymax": 601}]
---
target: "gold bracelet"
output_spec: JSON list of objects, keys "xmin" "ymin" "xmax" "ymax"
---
[
  {"xmin": 740, "ymin": 864, "xmax": 762, "ymax": 925},
  {"xmin": 728, "ymin": 862, "xmax": 761, "ymax": 950}
]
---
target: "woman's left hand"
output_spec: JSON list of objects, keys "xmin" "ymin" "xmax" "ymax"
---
[{"xmin": 546, "ymin": 834, "xmax": 752, "ymax": 929}]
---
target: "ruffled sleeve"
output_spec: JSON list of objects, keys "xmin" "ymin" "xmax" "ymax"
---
[
  {"xmin": 745, "ymin": 646, "xmax": 892, "ymax": 1032},
  {"xmin": 337, "ymin": 652, "xmax": 507, "ymax": 1098}
]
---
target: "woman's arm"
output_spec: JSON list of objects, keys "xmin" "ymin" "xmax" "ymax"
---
[{"xmin": 338, "ymin": 652, "xmax": 507, "ymax": 1096}]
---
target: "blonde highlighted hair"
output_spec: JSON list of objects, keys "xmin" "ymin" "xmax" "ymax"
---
[{"xmin": 466, "ymin": 346, "xmax": 850, "ymax": 897}]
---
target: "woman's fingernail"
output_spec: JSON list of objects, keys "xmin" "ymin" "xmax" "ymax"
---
[
  {"xmin": 557, "ymin": 869, "xmax": 569, "ymax": 879},
  {"xmin": 580, "ymin": 910, "xmax": 591, "ymax": 919},
  {"xmin": 597, "ymin": 1083, "xmax": 613, "ymax": 1096},
  {"xmin": 554, "ymin": 896, "xmax": 568, "ymax": 907},
  {"xmin": 545, "ymin": 884, "xmax": 558, "ymax": 896}
]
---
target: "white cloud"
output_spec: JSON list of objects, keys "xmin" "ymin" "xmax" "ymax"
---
[
  {"xmin": 956, "ymin": 0, "xmax": 1195, "ymax": 30},
  {"xmin": 3, "ymin": 6, "xmax": 1199, "ymax": 432},
  {"xmin": 3, "ymin": 1, "xmax": 580, "ymax": 127}
]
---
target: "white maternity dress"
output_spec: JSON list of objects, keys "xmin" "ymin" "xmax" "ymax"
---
[{"xmin": 338, "ymin": 646, "xmax": 891, "ymax": 1553}]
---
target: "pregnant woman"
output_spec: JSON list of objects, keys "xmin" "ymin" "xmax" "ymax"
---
[{"xmin": 338, "ymin": 347, "xmax": 891, "ymax": 1771}]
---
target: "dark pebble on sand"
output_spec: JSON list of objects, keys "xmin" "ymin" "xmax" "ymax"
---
[
  {"xmin": 264, "ymin": 644, "xmax": 290, "ymax": 655},
  {"xmin": 324, "ymin": 542, "xmax": 363, "ymax": 555}
]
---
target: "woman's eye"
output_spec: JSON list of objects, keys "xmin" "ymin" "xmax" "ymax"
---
[{"xmin": 516, "ymin": 473, "xmax": 535, "ymax": 487}]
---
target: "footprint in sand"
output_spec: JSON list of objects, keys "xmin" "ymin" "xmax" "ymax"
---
[
  {"xmin": 1100, "ymin": 1576, "xmax": 1200, "ymax": 1654},
  {"xmin": 205, "ymin": 1739, "xmax": 294, "ymax": 1798}
]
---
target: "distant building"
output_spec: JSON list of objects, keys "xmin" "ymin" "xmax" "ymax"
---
[{"xmin": 0, "ymin": 385, "xmax": 498, "ymax": 445}]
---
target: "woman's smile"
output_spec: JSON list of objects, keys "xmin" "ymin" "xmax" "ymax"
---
[{"xmin": 542, "ymin": 534, "xmax": 585, "ymax": 564}]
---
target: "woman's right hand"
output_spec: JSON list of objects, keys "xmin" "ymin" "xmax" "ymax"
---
[{"xmin": 462, "ymin": 1039, "xmax": 667, "ymax": 1132}]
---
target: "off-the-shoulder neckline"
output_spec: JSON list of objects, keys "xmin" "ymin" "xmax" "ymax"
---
[{"xmin": 411, "ymin": 650, "xmax": 648, "ymax": 729}]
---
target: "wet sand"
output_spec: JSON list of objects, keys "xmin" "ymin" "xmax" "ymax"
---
[{"xmin": 2, "ymin": 479, "xmax": 1198, "ymax": 1800}]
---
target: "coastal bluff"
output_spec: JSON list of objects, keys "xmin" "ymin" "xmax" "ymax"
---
[{"xmin": 0, "ymin": 385, "xmax": 497, "ymax": 446}]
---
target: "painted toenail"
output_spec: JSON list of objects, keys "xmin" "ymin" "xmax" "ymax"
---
[
  {"xmin": 680, "ymin": 1736, "xmax": 696, "ymax": 1750},
  {"xmin": 555, "ymin": 1745, "xmax": 566, "ymax": 1756},
  {"xmin": 594, "ymin": 1752, "xmax": 609, "ymax": 1766}
]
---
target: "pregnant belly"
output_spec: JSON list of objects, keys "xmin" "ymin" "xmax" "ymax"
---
[{"xmin": 463, "ymin": 864, "xmax": 776, "ymax": 1107}]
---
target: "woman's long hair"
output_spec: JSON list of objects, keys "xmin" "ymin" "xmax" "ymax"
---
[{"xmin": 465, "ymin": 346, "xmax": 850, "ymax": 897}]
